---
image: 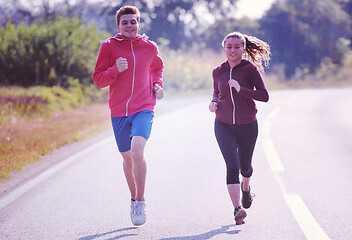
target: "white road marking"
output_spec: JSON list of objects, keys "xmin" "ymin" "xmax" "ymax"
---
[
  {"xmin": 262, "ymin": 139, "xmax": 285, "ymax": 172},
  {"xmin": 0, "ymin": 137, "xmax": 114, "ymax": 211},
  {"xmin": 285, "ymin": 193, "xmax": 330, "ymax": 240},
  {"xmin": 262, "ymin": 107, "xmax": 330, "ymax": 240},
  {"xmin": 262, "ymin": 107, "xmax": 284, "ymax": 172}
]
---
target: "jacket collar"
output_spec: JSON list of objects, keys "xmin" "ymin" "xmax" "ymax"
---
[
  {"xmin": 223, "ymin": 60, "xmax": 247, "ymax": 69},
  {"xmin": 110, "ymin": 33, "xmax": 149, "ymax": 42}
]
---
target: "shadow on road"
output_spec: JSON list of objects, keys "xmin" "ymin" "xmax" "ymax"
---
[
  {"xmin": 159, "ymin": 224, "xmax": 240, "ymax": 240},
  {"xmin": 77, "ymin": 227, "xmax": 138, "ymax": 240}
]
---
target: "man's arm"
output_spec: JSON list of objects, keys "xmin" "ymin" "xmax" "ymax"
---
[{"xmin": 92, "ymin": 43, "xmax": 120, "ymax": 88}]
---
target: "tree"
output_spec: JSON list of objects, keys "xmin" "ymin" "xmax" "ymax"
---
[
  {"xmin": 94, "ymin": 0, "xmax": 240, "ymax": 49},
  {"xmin": 260, "ymin": 0, "xmax": 352, "ymax": 77},
  {"xmin": 0, "ymin": 0, "xmax": 240, "ymax": 49},
  {"xmin": 201, "ymin": 16, "xmax": 260, "ymax": 50}
]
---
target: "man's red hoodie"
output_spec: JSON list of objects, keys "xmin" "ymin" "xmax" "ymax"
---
[{"xmin": 93, "ymin": 33, "xmax": 164, "ymax": 117}]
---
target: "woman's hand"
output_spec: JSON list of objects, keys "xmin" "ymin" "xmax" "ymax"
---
[
  {"xmin": 209, "ymin": 102, "xmax": 218, "ymax": 112},
  {"xmin": 228, "ymin": 79, "xmax": 241, "ymax": 92}
]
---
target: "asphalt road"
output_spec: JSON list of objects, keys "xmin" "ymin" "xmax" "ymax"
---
[{"xmin": 0, "ymin": 88, "xmax": 351, "ymax": 240}]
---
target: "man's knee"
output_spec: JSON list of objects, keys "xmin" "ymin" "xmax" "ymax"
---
[
  {"xmin": 121, "ymin": 151, "xmax": 133, "ymax": 165},
  {"xmin": 131, "ymin": 148, "xmax": 144, "ymax": 162},
  {"xmin": 131, "ymin": 136, "xmax": 146, "ymax": 161}
]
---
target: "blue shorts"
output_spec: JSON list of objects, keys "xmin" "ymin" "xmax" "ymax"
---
[{"xmin": 111, "ymin": 110, "xmax": 154, "ymax": 153}]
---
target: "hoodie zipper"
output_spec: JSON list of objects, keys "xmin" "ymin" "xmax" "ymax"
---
[
  {"xmin": 229, "ymin": 68, "xmax": 236, "ymax": 124},
  {"xmin": 125, "ymin": 39, "xmax": 136, "ymax": 116}
]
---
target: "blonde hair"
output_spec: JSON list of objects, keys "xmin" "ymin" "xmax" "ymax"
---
[{"xmin": 222, "ymin": 32, "xmax": 271, "ymax": 73}]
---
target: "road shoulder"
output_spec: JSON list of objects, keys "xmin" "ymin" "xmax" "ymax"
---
[{"xmin": 0, "ymin": 129, "xmax": 112, "ymax": 198}]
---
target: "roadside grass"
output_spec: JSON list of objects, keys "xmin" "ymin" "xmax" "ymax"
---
[
  {"xmin": 0, "ymin": 104, "xmax": 110, "ymax": 181},
  {"xmin": 265, "ymin": 51, "xmax": 352, "ymax": 90},
  {"xmin": 0, "ymin": 80, "xmax": 104, "ymax": 126},
  {"xmin": 0, "ymin": 84, "xmax": 108, "ymax": 182},
  {"xmin": 264, "ymin": 76, "xmax": 352, "ymax": 91}
]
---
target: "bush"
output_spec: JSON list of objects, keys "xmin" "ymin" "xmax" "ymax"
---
[
  {"xmin": 291, "ymin": 50, "xmax": 352, "ymax": 88},
  {"xmin": 160, "ymin": 48, "xmax": 223, "ymax": 92},
  {"xmin": 0, "ymin": 17, "xmax": 109, "ymax": 87},
  {"xmin": 0, "ymin": 83, "xmax": 107, "ymax": 126}
]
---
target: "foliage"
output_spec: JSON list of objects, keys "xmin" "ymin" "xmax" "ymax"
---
[
  {"xmin": 160, "ymin": 47, "xmax": 223, "ymax": 92},
  {"xmin": 0, "ymin": 17, "xmax": 109, "ymax": 87},
  {"xmin": 140, "ymin": 0, "xmax": 239, "ymax": 49},
  {"xmin": 201, "ymin": 16, "xmax": 261, "ymax": 50},
  {"xmin": 260, "ymin": 0, "xmax": 352, "ymax": 77},
  {"xmin": 0, "ymin": 81, "xmax": 107, "ymax": 126},
  {"xmin": 1, "ymin": 0, "xmax": 352, "ymax": 80},
  {"xmin": 0, "ymin": 0, "xmax": 240, "ymax": 50},
  {"xmin": 295, "ymin": 50, "xmax": 352, "ymax": 87}
]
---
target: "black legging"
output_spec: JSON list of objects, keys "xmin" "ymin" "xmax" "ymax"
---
[{"xmin": 214, "ymin": 119, "xmax": 258, "ymax": 184}]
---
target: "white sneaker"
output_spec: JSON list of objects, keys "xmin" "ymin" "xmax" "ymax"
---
[
  {"xmin": 130, "ymin": 200, "xmax": 135, "ymax": 223},
  {"xmin": 131, "ymin": 200, "xmax": 146, "ymax": 226}
]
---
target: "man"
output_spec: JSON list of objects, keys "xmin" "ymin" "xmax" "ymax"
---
[{"xmin": 93, "ymin": 5, "xmax": 164, "ymax": 226}]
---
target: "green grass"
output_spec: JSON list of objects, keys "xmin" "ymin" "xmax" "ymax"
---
[
  {"xmin": 0, "ymin": 84, "xmax": 108, "ymax": 181},
  {"xmin": 0, "ymin": 104, "xmax": 110, "ymax": 181},
  {"xmin": 0, "ymin": 80, "xmax": 107, "ymax": 126}
]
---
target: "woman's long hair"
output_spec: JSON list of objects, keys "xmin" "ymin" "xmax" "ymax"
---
[{"xmin": 222, "ymin": 32, "xmax": 271, "ymax": 73}]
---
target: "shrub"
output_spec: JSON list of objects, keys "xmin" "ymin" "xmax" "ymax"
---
[
  {"xmin": 160, "ymin": 48, "xmax": 223, "ymax": 92},
  {"xmin": 0, "ymin": 84, "xmax": 107, "ymax": 126},
  {"xmin": 0, "ymin": 17, "xmax": 109, "ymax": 87}
]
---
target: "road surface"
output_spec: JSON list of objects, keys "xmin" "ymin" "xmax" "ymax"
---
[{"xmin": 0, "ymin": 88, "xmax": 351, "ymax": 239}]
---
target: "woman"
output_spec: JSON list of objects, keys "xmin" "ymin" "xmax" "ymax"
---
[{"xmin": 209, "ymin": 31, "xmax": 271, "ymax": 225}]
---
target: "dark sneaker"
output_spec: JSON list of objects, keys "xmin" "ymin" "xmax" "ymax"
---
[
  {"xmin": 234, "ymin": 205, "xmax": 247, "ymax": 225},
  {"xmin": 241, "ymin": 182, "xmax": 255, "ymax": 209}
]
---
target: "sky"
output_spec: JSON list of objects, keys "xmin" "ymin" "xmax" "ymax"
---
[
  {"xmin": 17, "ymin": 0, "xmax": 277, "ymax": 23},
  {"xmin": 236, "ymin": 0, "xmax": 276, "ymax": 19},
  {"xmin": 19, "ymin": 0, "xmax": 277, "ymax": 20}
]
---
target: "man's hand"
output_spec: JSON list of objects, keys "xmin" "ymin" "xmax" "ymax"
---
[
  {"xmin": 153, "ymin": 84, "xmax": 164, "ymax": 100},
  {"xmin": 116, "ymin": 57, "xmax": 128, "ymax": 72}
]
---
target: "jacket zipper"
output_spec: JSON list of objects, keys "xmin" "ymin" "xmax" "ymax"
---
[
  {"xmin": 229, "ymin": 68, "xmax": 236, "ymax": 124},
  {"xmin": 125, "ymin": 39, "xmax": 136, "ymax": 116}
]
